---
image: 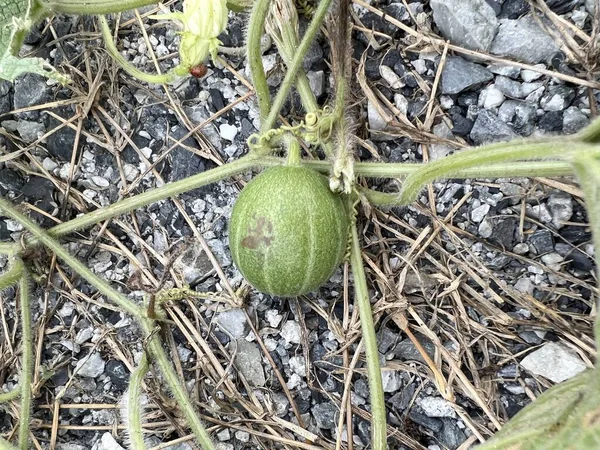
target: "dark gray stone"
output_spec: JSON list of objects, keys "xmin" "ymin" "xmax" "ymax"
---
[
  {"xmin": 512, "ymin": 101, "xmax": 537, "ymax": 136},
  {"xmin": 470, "ymin": 109, "xmax": 517, "ymax": 144},
  {"xmin": 490, "ymin": 15, "xmax": 560, "ymax": 64},
  {"xmin": 396, "ymin": 334, "xmax": 435, "ymax": 363},
  {"xmin": 538, "ymin": 111, "xmax": 564, "ymax": 132},
  {"xmin": 168, "ymin": 127, "xmax": 206, "ymax": 182},
  {"xmin": 490, "ymin": 217, "xmax": 518, "ymax": 248},
  {"xmin": 500, "ymin": 0, "xmax": 530, "ymax": 18},
  {"xmin": 528, "ymin": 230, "xmax": 554, "ymax": 254},
  {"xmin": 378, "ymin": 327, "xmax": 400, "ymax": 354},
  {"xmin": 106, "ymin": 360, "xmax": 129, "ymax": 390},
  {"xmin": 563, "ymin": 106, "xmax": 589, "ymax": 134},
  {"xmin": 389, "ymin": 383, "xmax": 415, "ymax": 412},
  {"xmin": 565, "ymin": 248, "xmax": 594, "ymax": 272},
  {"xmin": 451, "ymin": 113, "xmax": 474, "ymax": 137},
  {"xmin": 546, "ymin": 0, "xmax": 581, "ymax": 14},
  {"xmin": 440, "ymin": 57, "xmax": 494, "ymax": 95},
  {"xmin": 430, "ymin": 0, "xmax": 499, "ymax": 52},
  {"xmin": 489, "ymin": 64, "xmax": 521, "ymax": 79},
  {"xmin": 439, "ymin": 419, "xmax": 468, "ymax": 450},
  {"xmin": 312, "ymin": 402, "xmax": 338, "ymax": 429},
  {"xmin": 45, "ymin": 106, "xmax": 78, "ymax": 161},
  {"xmin": 0, "ymin": 168, "xmax": 24, "ymax": 193},
  {"xmin": 0, "ymin": 81, "xmax": 12, "ymax": 116},
  {"xmin": 13, "ymin": 74, "xmax": 50, "ymax": 117},
  {"xmin": 409, "ymin": 411, "xmax": 443, "ymax": 433}
]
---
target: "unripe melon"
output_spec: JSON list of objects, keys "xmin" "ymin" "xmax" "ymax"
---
[{"xmin": 229, "ymin": 166, "xmax": 349, "ymax": 297}]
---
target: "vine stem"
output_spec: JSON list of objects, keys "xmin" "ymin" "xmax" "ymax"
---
[
  {"xmin": 247, "ymin": 0, "xmax": 272, "ymax": 121},
  {"xmin": 126, "ymin": 353, "xmax": 149, "ymax": 450},
  {"xmin": 569, "ymin": 154, "xmax": 600, "ymax": 365},
  {"xmin": 0, "ymin": 438, "xmax": 18, "ymax": 450},
  {"xmin": 397, "ymin": 141, "xmax": 600, "ymax": 205},
  {"xmin": 98, "ymin": 16, "xmax": 175, "ymax": 84},
  {"xmin": 0, "ymin": 156, "xmax": 576, "ymax": 259},
  {"xmin": 17, "ymin": 264, "xmax": 32, "ymax": 450},
  {"xmin": 0, "ymin": 259, "xmax": 24, "ymax": 290},
  {"xmin": 45, "ymin": 0, "xmax": 159, "ymax": 14},
  {"xmin": 0, "ymin": 199, "xmax": 216, "ymax": 450},
  {"xmin": 262, "ymin": 0, "xmax": 333, "ymax": 132},
  {"xmin": 0, "ymin": 384, "xmax": 21, "ymax": 403},
  {"xmin": 349, "ymin": 205, "xmax": 386, "ymax": 449},
  {"xmin": 0, "ymin": 157, "xmax": 575, "ymax": 258},
  {"xmin": 49, "ymin": 155, "xmax": 259, "ymax": 237}
]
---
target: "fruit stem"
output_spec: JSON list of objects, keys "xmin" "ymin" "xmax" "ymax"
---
[{"xmin": 286, "ymin": 137, "xmax": 301, "ymax": 165}]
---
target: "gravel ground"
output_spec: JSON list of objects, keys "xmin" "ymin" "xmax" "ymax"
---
[{"xmin": 0, "ymin": 1, "xmax": 598, "ymax": 449}]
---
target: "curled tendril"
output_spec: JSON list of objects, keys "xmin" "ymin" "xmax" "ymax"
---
[{"xmin": 248, "ymin": 107, "xmax": 337, "ymax": 153}]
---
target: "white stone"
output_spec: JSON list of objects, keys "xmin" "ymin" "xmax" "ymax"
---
[
  {"xmin": 96, "ymin": 433, "xmax": 124, "ymax": 450},
  {"xmin": 471, "ymin": 204, "xmax": 490, "ymax": 223},
  {"xmin": 280, "ymin": 320, "xmax": 302, "ymax": 345},
  {"xmin": 380, "ymin": 65, "xmax": 405, "ymax": 90},
  {"xmin": 419, "ymin": 396, "xmax": 457, "ymax": 418},
  {"xmin": 216, "ymin": 429, "xmax": 231, "ymax": 441},
  {"xmin": 479, "ymin": 86, "xmax": 505, "ymax": 109},
  {"xmin": 381, "ymin": 370, "xmax": 403, "ymax": 392},
  {"xmin": 219, "ymin": 123, "xmax": 238, "ymax": 142},
  {"xmin": 265, "ymin": 309, "xmax": 283, "ymax": 328},
  {"xmin": 520, "ymin": 342, "xmax": 587, "ymax": 383},
  {"xmin": 74, "ymin": 352, "xmax": 106, "ymax": 378},
  {"xmin": 521, "ymin": 65, "xmax": 545, "ymax": 82},
  {"xmin": 394, "ymin": 93, "xmax": 409, "ymax": 116}
]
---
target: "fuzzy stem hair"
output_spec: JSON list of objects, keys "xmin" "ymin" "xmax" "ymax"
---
[{"xmin": 17, "ymin": 264, "xmax": 33, "ymax": 450}]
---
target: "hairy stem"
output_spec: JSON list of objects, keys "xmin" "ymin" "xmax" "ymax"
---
[
  {"xmin": 0, "ymin": 259, "xmax": 24, "ymax": 290},
  {"xmin": 0, "ymin": 156, "xmax": 574, "ymax": 258},
  {"xmin": 126, "ymin": 353, "xmax": 149, "ymax": 450},
  {"xmin": 0, "ymin": 384, "xmax": 21, "ymax": 403},
  {"xmin": 569, "ymin": 154, "xmax": 600, "ymax": 362},
  {"xmin": 0, "ymin": 198, "xmax": 142, "ymax": 317},
  {"xmin": 98, "ymin": 16, "xmax": 175, "ymax": 84},
  {"xmin": 577, "ymin": 116, "xmax": 600, "ymax": 143},
  {"xmin": 398, "ymin": 141, "xmax": 599, "ymax": 205},
  {"xmin": 247, "ymin": 0, "xmax": 272, "ymax": 121},
  {"xmin": 262, "ymin": 0, "xmax": 333, "ymax": 132},
  {"xmin": 143, "ymin": 322, "xmax": 215, "ymax": 449},
  {"xmin": 17, "ymin": 266, "xmax": 32, "ymax": 450},
  {"xmin": 259, "ymin": 158, "xmax": 573, "ymax": 179},
  {"xmin": 349, "ymin": 208, "xmax": 386, "ymax": 449},
  {"xmin": 49, "ymin": 155, "xmax": 259, "ymax": 237},
  {"xmin": 0, "ymin": 199, "xmax": 215, "ymax": 449},
  {"xmin": 45, "ymin": 0, "xmax": 158, "ymax": 14},
  {"xmin": 0, "ymin": 438, "xmax": 18, "ymax": 450}
]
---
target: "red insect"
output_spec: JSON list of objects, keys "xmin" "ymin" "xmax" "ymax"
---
[{"xmin": 189, "ymin": 64, "xmax": 208, "ymax": 78}]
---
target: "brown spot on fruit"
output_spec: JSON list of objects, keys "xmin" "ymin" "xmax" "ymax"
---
[{"xmin": 241, "ymin": 216, "xmax": 274, "ymax": 249}]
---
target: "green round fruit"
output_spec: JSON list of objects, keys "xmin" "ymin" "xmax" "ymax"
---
[{"xmin": 229, "ymin": 165, "xmax": 349, "ymax": 297}]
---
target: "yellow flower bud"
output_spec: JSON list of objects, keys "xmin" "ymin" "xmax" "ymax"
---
[{"xmin": 152, "ymin": 0, "xmax": 228, "ymax": 75}]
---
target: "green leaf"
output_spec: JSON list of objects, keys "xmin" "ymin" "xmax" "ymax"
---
[
  {"xmin": 477, "ymin": 370, "xmax": 600, "ymax": 450},
  {"xmin": 0, "ymin": 0, "xmax": 69, "ymax": 83},
  {"xmin": 0, "ymin": 53, "xmax": 69, "ymax": 82}
]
